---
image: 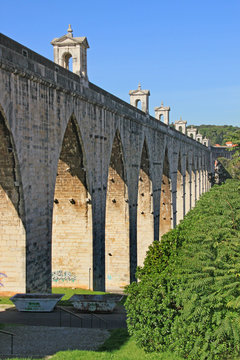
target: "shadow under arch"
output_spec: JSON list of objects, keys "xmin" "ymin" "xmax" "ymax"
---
[
  {"xmin": 52, "ymin": 115, "xmax": 92, "ymax": 290},
  {"xmin": 137, "ymin": 137, "xmax": 154, "ymax": 266},
  {"xmin": 202, "ymin": 154, "xmax": 208, "ymax": 192},
  {"xmin": 0, "ymin": 107, "xmax": 26, "ymax": 294},
  {"xmin": 105, "ymin": 129, "xmax": 129, "ymax": 292},
  {"xmin": 185, "ymin": 155, "xmax": 191, "ymax": 213},
  {"xmin": 195, "ymin": 156, "xmax": 200, "ymax": 201},
  {"xmin": 159, "ymin": 146, "xmax": 173, "ymax": 239},
  {"xmin": 192, "ymin": 154, "xmax": 197, "ymax": 206},
  {"xmin": 176, "ymin": 151, "xmax": 184, "ymax": 225}
]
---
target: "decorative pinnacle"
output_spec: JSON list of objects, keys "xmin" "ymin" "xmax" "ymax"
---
[
  {"xmin": 180, "ymin": 116, "xmax": 182, "ymax": 121},
  {"xmin": 67, "ymin": 24, "xmax": 73, "ymax": 37},
  {"xmin": 138, "ymin": 83, "xmax": 141, "ymax": 90},
  {"xmin": 161, "ymin": 101, "xmax": 164, "ymax": 107}
]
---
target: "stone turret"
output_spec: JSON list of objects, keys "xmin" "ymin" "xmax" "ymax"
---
[
  {"xmin": 175, "ymin": 117, "xmax": 187, "ymax": 134},
  {"xmin": 203, "ymin": 137, "xmax": 210, "ymax": 147},
  {"xmin": 129, "ymin": 84, "xmax": 150, "ymax": 114},
  {"xmin": 51, "ymin": 25, "xmax": 89, "ymax": 79},
  {"xmin": 196, "ymin": 133, "xmax": 203, "ymax": 143},
  {"xmin": 187, "ymin": 126, "xmax": 197, "ymax": 140},
  {"xmin": 154, "ymin": 102, "xmax": 170, "ymax": 125}
]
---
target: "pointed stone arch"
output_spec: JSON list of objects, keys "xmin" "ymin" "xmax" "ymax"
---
[
  {"xmin": 0, "ymin": 107, "xmax": 26, "ymax": 294},
  {"xmin": 196, "ymin": 156, "xmax": 201, "ymax": 200},
  {"xmin": 176, "ymin": 151, "xmax": 184, "ymax": 224},
  {"xmin": 159, "ymin": 146, "xmax": 172, "ymax": 238},
  {"xmin": 201, "ymin": 156, "xmax": 205, "ymax": 195},
  {"xmin": 105, "ymin": 129, "xmax": 129, "ymax": 292},
  {"xmin": 185, "ymin": 154, "xmax": 191, "ymax": 214},
  {"xmin": 202, "ymin": 154, "xmax": 208, "ymax": 192},
  {"xmin": 192, "ymin": 154, "xmax": 198, "ymax": 207},
  {"xmin": 137, "ymin": 138, "xmax": 154, "ymax": 267},
  {"xmin": 52, "ymin": 115, "xmax": 92, "ymax": 290},
  {"xmin": 201, "ymin": 155, "xmax": 205, "ymax": 194}
]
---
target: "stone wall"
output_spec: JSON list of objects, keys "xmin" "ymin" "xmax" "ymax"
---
[{"xmin": 0, "ymin": 33, "xmax": 213, "ymax": 294}]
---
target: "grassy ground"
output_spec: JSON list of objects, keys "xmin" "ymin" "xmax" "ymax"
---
[
  {"xmin": 0, "ymin": 296, "xmax": 12, "ymax": 305},
  {"xmin": 52, "ymin": 287, "xmax": 106, "ymax": 305},
  {"xmin": 0, "ymin": 287, "xmax": 106, "ymax": 306},
  {"xmin": 0, "ymin": 287, "xmax": 127, "ymax": 306},
  {"xmin": 3, "ymin": 329, "xmax": 184, "ymax": 360}
]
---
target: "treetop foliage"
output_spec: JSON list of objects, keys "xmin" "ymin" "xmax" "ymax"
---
[
  {"xmin": 220, "ymin": 129, "xmax": 240, "ymax": 179},
  {"xmin": 186, "ymin": 125, "xmax": 240, "ymax": 146}
]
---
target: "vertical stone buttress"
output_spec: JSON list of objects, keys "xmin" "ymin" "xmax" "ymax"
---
[
  {"xmin": 176, "ymin": 153, "xmax": 184, "ymax": 224},
  {"xmin": 159, "ymin": 149, "xmax": 172, "ymax": 238}
]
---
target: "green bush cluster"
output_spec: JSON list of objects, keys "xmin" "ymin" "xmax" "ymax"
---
[{"xmin": 125, "ymin": 179, "xmax": 240, "ymax": 360}]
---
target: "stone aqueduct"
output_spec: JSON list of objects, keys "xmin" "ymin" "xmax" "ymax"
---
[{"xmin": 0, "ymin": 29, "xmax": 214, "ymax": 295}]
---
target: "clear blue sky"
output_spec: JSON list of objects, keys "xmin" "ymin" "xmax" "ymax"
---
[{"xmin": 1, "ymin": 0, "xmax": 240, "ymax": 126}]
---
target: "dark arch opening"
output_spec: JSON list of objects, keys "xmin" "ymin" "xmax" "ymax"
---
[
  {"xmin": 135, "ymin": 99, "xmax": 141, "ymax": 110},
  {"xmin": 159, "ymin": 148, "xmax": 172, "ymax": 238},
  {"xmin": 176, "ymin": 152, "xmax": 184, "ymax": 224},
  {"xmin": 105, "ymin": 131, "xmax": 129, "ymax": 292},
  {"xmin": 52, "ymin": 117, "xmax": 92, "ymax": 290},
  {"xmin": 185, "ymin": 156, "xmax": 190, "ymax": 213},
  {"xmin": 0, "ymin": 109, "xmax": 26, "ymax": 294},
  {"xmin": 196, "ymin": 158, "xmax": 200, "ymax": 200},
  {"xmin": 137, "ymin": 140, "xmax": 154, "ymax": 267},
  {"xmin": 202, "ymin": 156, "xmax": 206, "ymax": 193},
  {"xmin": 63, "ymin": 52, "xmax": 73, "ymax": 71},
  {"xmin": 191, "ymin": 155, "xmax": 196, "ymax": 207}
]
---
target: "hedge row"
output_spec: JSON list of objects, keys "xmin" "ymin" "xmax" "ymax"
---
[{"xmin": 125, "ymin": 179, "xmax": 240, "ymax": 360}]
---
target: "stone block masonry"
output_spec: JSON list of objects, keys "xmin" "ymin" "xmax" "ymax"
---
[{"xmin": 0, "ymin": 32, "xmax": 214, "ymax": 294}]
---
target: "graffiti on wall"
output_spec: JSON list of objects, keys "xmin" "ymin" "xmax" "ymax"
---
[
  {"xmin": 0, "ymin": 272, "xmax": 7, "ymax": 287},
  {"xmin": 52, "ymin": 270, "xmax": 76, "ymax": 283}
]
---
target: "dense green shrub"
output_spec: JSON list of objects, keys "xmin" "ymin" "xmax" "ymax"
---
[{"xmin": 125, "ymin": 180, "xmax": 240, "ymax": 360}]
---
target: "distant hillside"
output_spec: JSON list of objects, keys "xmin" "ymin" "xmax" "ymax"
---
[{"xmin": 186, "ymin": 125, "xmax": 240, "ymax": 146}]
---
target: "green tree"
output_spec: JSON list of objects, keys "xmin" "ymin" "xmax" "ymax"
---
[
  {"xmin": 222, "ymin": 129, "xmax": 240, "ymax": 179},
  {"xmin": 125, "ymin": 180, "xmax": 240, "ymax": 360},
  {"xmin": 186, "ymin": 125, "xmax": 240, "ymax": 146}
]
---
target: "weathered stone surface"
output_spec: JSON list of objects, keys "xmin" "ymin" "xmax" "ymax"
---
[{"xmin": 0, "ymin": 33, "xmax": 214, "ymax": 294}]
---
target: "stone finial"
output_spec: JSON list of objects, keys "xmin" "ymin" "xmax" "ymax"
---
[
  {"xmin": 129, "ymin": 84, "xmax": 150, "ymax": 114},
  {"xmin": 67, "ymin": 24, "xmax": 73, "ymax": 37}
]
